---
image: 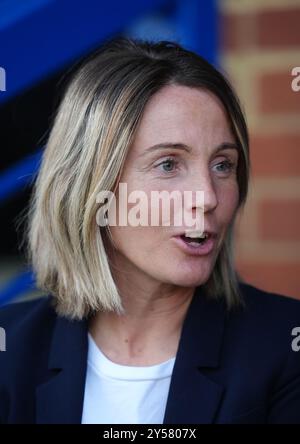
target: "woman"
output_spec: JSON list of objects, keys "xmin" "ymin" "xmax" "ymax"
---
[{"xmin": 0, "ymin": 37, "xmax": 300, "ymax": 424}]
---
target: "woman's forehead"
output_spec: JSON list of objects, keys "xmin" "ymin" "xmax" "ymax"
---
[
  {"xmin": 131, "ymin": 85, "xmax": 234, "ymax": 155},
  {"xmin": 141, "ymin": 84, "xmax": 223, "ymax": 117}
]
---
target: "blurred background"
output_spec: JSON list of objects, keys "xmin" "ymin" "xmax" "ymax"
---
[{"xmin": 0, "ymin": 0, "xmax": 299, "ymax": 306}]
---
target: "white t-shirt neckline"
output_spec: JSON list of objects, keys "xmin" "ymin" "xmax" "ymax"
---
[{"xmin": 87, "ymin": 332, "xmax": 176, "ymax": 381}]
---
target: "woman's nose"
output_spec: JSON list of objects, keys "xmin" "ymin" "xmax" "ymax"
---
[{"xmin": 186, "ymin": 171, "xmax": 218, "ymax": 214}]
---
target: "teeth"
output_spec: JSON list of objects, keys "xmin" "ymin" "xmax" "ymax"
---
[{"xmin": 184, "ymin": 230, "xmax": 207, "ymax": 239}]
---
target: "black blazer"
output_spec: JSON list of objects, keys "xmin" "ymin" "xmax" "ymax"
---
[{"xmin": 1, "ymin": 282, "xmax": 300, "ymax": 424}]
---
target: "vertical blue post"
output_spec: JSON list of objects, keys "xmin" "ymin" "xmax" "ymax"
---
[{"xmin": 174, "ymin": 0, "xmax": 218, "ymax": 66}]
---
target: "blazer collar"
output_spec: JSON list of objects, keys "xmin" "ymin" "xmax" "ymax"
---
[{"xmin": 36, "ymin": 286, "xmax": 226, "ymax": 424}]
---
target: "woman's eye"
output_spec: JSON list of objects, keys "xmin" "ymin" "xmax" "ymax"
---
[
  {"xmin": 155, "ymin": 157, "xmax": 179, "ymax": 174},
  {"xmin": 213, "ymin": 160, "xmax": 236, "ymax": 174}
]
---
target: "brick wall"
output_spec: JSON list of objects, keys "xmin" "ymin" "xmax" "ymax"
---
[{"xmin": 220, "ymin": 0, "xmax": 300, "ymax": 299}]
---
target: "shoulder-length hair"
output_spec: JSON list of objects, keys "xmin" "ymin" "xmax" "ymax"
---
[{"xmin": 26, "ymin": 36, "xmax": 250, "ymax": 320}]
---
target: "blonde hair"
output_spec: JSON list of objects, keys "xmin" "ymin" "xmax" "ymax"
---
[{"xmin": 26, "ymin": 37, "xmax": 250, "ymax": 319}]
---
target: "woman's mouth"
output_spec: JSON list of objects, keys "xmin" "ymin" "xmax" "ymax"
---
[{"xmin": 172, "ymin": 232, "xmax": 216, "ymax": 256}]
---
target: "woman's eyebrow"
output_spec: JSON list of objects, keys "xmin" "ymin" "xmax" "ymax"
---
[
  {"xmin": 142, "ymin": 142, "xmax": 192, "ymax": 155},
  {"xmin": 140, "ymin": 141, "xmax": 239, "ymax": 157},
  {"xmin": 214, "ymin": 142, "xmax": 239, "ymax": 154}
]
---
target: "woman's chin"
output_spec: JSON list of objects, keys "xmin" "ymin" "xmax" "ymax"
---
[{"xmin": 166, "ymin": 269, "xmax": 212, "ymax": 288}]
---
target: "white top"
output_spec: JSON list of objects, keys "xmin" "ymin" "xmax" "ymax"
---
[{"xmin": 81, "ymin": 333, "xmax": 176, "ymax": 424}]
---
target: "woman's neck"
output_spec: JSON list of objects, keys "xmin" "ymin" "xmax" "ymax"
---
[{"xmin": 88, "ymin": 285, "xmax": 195, "ymax": 366}]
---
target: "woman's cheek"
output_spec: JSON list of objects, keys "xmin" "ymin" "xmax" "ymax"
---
[{"xmin": 224, "ymin": 187, "xmax": 240, "ymax": 223}]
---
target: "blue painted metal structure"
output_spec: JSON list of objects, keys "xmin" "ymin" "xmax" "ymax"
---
[
  {"xmin": 0, "ymin": 0, "xmax": 218, "ymax": 305},
  {"xmin": 174, "ymin": 0, "xmax": 218, "ymax": 65},
  {"xmin": 0, "ymin": 0, "xmax": 169, "ymax": 104},
  {"xmin": 0, "ymin": 150, "xmax": 42, "ymax": 203},
  {"xmin": 0, "ymin": 270, "xmax": 36, "ymax": 306}
]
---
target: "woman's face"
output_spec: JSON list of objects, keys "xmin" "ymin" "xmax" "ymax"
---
[{"xmin": 105, "ymin": 84, "xmax": 239, "ymax": 289}]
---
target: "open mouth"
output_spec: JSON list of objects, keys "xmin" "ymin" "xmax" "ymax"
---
[
  {"xmin": 180, "ymin": 233, "xmax": 208, "ymax": 247},
  {"xmin": 172, "ymin": 231, "xmax": 215, "ymax": 256}
]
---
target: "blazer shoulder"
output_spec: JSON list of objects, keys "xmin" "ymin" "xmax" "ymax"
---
[
  {"xmin": 0, "ymin": 296, "xmax": 60, "ymax": 423},
  {"xmin": 237, "ymin": 280, "xmax": 300, "ymax": 326},
  {"xmin": 0, "ymin": 296, "xmax": 57, "ymax": 358},
  {"xmin": 0, "ymin": 295, "xmax": 55, "ymax": 331},
  {"xmin": 239, "ymin": 280, "xmax": 300, "ymax": 307}
]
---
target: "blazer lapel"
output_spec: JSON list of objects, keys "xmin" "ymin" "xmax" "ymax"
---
[
  {"xmin": 36, "ymin": 314, "xmax": 88, "ymax": 424},
  {"xmin": 163, "ymin": 286, "xmax": 226, "ymax": 424}
]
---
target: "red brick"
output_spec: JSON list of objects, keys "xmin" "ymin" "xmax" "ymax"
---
[
  {"xmin": 221, "ymin": 8, "xmax": 300, "ymax": 52},
  {"xmin": 257, "ymin": 8, "xmax": 300, "ymax": 48},
  {"xmin": 236, "ymin": 261, "xmax": 300, "ymax": 299},
  {"xmin": 221, "ymin": 13, "xmax": 237, "ymax": 51},
  {"xmin": 258, "ymin": 199, "xmax": 300, "ymax": 241},
  {"xmin": 258, "ymin": 71, "xmax": 300, "ymax": 114},
  {"xmin": 220, "ymin": 8, "xmax": 300, "ymax": 50},
  {"xmin": 250, "ymin": 134, "xmax": 300, "ymax": 176},
  {"xmin": 220, "ymin": 12, "xmax": 256, "ymax": 51}
]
